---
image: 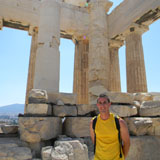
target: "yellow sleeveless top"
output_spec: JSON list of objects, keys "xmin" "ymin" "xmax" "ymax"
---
[{"xmin": 94, "ymin": 113, "xmax": 124, "ymax": 160}]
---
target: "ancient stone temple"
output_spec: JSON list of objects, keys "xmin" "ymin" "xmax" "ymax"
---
[{"xmin": 0, "ymin": 0, "xmax": 160, "ymax": 160}]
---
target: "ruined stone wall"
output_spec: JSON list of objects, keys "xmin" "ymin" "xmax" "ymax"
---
[{"xmin": 17, "ymin": 89, "xmax": 160, "ymax": 159}]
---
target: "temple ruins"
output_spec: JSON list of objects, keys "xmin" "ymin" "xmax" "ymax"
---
[{"xmin": 0, "ymin": 0, "xmax": 160, "ymax": 159}]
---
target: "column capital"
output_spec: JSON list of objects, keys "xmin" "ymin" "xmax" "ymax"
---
[
  {"xmin": 72, "ymin": 35, "xmax": 89, "ymax": 44},
  {"xmin": 88, "ymin": 0, "xmax": 112, "ymax": 12},
  {"xmin": 109, "ymin": 39, "xmax": 124, "ymax": 48},
  {"xmin": 0, "ymin": 19, "xmax": 3, "ymax": 30},
  {"xmin": 123, "ymin": 23, "xmax": 149, "ymax": 37},
  {"xmin": 28, "ymin": 26, "xmax": 38, "ymax": 36}
]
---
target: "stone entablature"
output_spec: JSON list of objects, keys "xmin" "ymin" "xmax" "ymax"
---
[{"xmin": 0, "ymin": 0, "xmax": 160, "ymax": 39}]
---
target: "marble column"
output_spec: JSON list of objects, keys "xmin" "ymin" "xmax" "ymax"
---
[
  {"xmin": 33, "ymin": 0, "xmax": 60, "ymax": 94},
  {"xmin": 125, "ymin": 24, "xmax": 148, "ymax": 93},
  {"xmin": 73, "ymin": 39, "xmax": 89, "ymax": 104},
  {"xmin": 88, "ymin": 0, "xmax": 112, "ymax": 104},
  {"xmin": 25, "ymin": 26, "xmax": 38, "ymax": 107},
  {"xmin": 109, "ymin": 40, "xmax": 123, "ymax": 92}
]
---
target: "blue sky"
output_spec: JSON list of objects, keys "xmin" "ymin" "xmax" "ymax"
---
[{"xmin": 0, "ymin": 0, "xmax": 160, "ymax": 106}]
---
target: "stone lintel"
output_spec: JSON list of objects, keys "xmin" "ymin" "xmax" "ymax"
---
[
  {"xmin": 108, "ymin": 39, "xmax": 124, "ymax": 48},
  {"xmin": 124, "ymin": 23, "xmax": 149, "ymax": 36},
  {"xmin": 88, "ymin": 0, "xmax": 113, "ymax": 12}
]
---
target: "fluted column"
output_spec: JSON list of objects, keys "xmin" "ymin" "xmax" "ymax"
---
[
  {"xmin": 33, "ymin": 0, "xmax": 60, "ymax": 94},
  {"xmin": 73, "ymin": 38, "xmax": 89, "ymax": 104},
  {"xmin": 125, "ymin": 24, "xmax": 148, "ymax": 93},
  {"xmin": 25, "ymin": 26, "xmax": 38, "ymax": 108},
  {"xmin": 109, "ymin": 40, "xmax": 123, "ymax": 92},
  {"xmin": 88, "ymin": 0, "xmax": 112, "ymax": 104}
]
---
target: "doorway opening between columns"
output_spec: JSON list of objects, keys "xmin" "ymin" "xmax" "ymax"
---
[{"xmin": 0, "ymin": 27, "xmax": 31, "ymax": 115}]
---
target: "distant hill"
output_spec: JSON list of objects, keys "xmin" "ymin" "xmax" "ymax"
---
[{"xmin": 0, "ymin": 104, "xmax": 24, "ymax": 115}]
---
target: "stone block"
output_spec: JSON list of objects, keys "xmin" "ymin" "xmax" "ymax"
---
[
  {"xmin": 53, "ymin": 105, "xmax": 77, "ymax": 117},
  {"xmin": 48, "ymin": 92, "xmax": 77, "ymax": 105},
  {"xmin": 124, "ymin": 117, "xmax": 153, "ymax": 136},
  {"xmin": 57, "ymin": 100, "xmax": 64, "ymax": 105},
  {"xmin": 42, "ymin": 139, "xmax": 88, "ymax": 160},
  {"xmin": 125, "ymin": 117, "xmax": 160, "ymax": 136},
  {"xmin": 1, "ymin": 125, "xmax": 18, "ymax": 134},
  {"xmin": 139, "ymin": 101, "xmax": 160, "ymax": 116},
  {"xmin": 26, "ymin": 104, "xmax": 52, "ymax": 115},
  {"xmin": 133, "ymin": 93, "xmax": 153, "ymax": 102},
  {"xmin": 133, "ymin": 101, "xmax": 141, "ymax": 108},
  {"xmin": 19, "ymin": 117, "xmax": 62, "ymax": 143},
  {"xmin": 77, "ymin": 104, "xmax": 98, "ymax": 116},
  {"xmin": 55, "ymin": 140, "xmax": 88, "ymax": 160},
  {"xmin": 42, "ymin": 146, "xmax": 53, "ymax": 160},
  {"xmin": 110, "ymin": 105, "xmax": 137, "ymax": 117},
  {"xmin": 151, "ymin": 118, "xmax": 160, "ymax": 135},
  {"xmin": 126, "ymin": 136, "xmax": 160, "ymax": 160},
  {"xmin": 28, "ymin": 89, "xmax": 48, "ymax": 103},
  {"xmin": 90, "ymin": 92, "xmax": 134, "ymax": 105},
  {"xmin": 64, "ymin": 117, "xmax": 92, "ymax": 137},
  {"xmin": 106, "ymin": 92, "xmax": 134, "ymax": 104},
  {"xmin": 89, "ymin": 85, "xmax": 108, "ymax": 97}
]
